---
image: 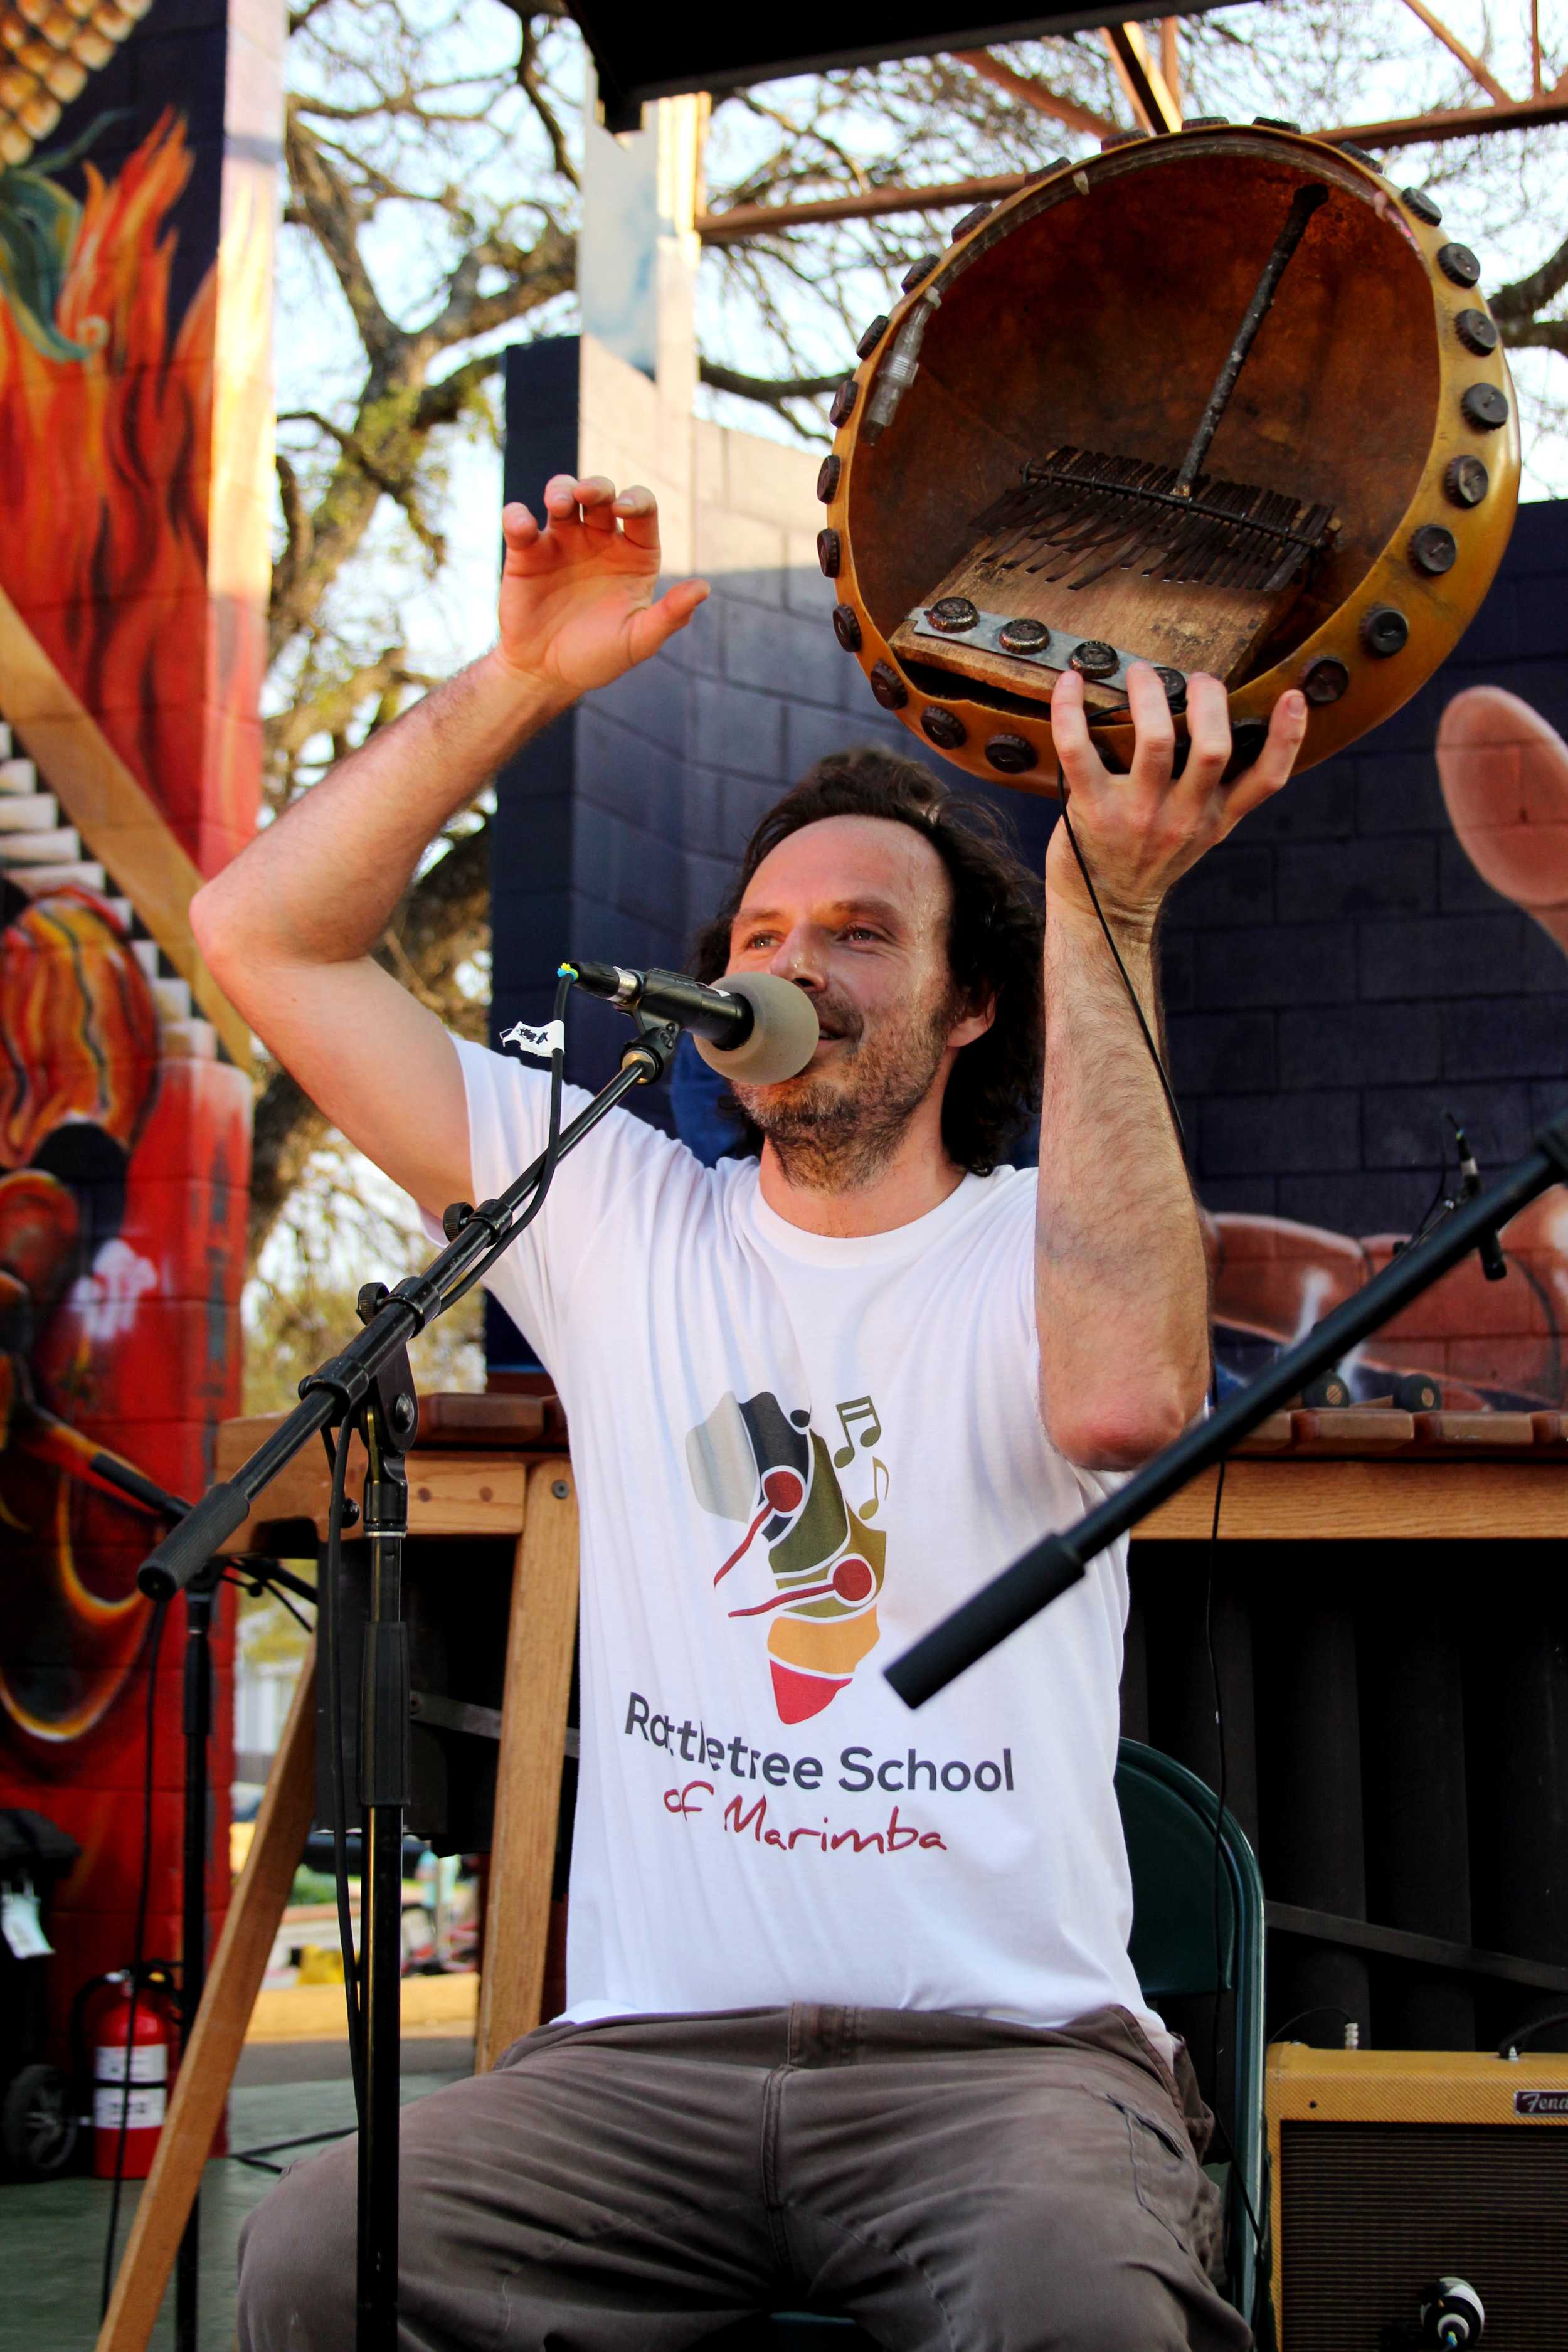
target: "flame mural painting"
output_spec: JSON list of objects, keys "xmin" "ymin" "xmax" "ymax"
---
[
  {"xmin": 0, "ymin": 0, "xmax": 277, "ymax": 2052},
  {"xmin": 688, "ymin": 1391, "xmax": 889, "ymax": 1723}
]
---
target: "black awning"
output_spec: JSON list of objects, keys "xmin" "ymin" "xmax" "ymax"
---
[{"xmin": 568, "ymin": 6, "xmax": 1232, "ymax": 132}]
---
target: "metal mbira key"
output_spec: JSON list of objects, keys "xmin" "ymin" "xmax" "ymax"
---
[
  {"xmin": 903, "ymin": 183, "xmax": 1336, "ymax": 710},
  {"xmin": 818, "ymin": 124, "xmax": 1520, "ymax": 790}
]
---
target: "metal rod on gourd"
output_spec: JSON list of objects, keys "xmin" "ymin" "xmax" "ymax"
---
[{"xmin": 1170, "ymin": 182, "xmax": 1329, "ymax": 497}]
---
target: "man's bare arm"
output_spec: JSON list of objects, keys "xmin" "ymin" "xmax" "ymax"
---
[
  {"xmin": 1034, "ymin": 664, "xmax": 1306, "ymax": 1469},
  {"xmin": 192, "ymin": 479, "xmax": 707, "ymax": 1214}
]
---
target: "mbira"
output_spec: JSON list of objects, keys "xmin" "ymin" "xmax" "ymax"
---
[{"xmin": 817, "ymin": 123, "xmax": 1519, "ymax": 793}]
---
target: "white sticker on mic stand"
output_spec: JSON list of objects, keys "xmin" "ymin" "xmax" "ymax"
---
[
  {"xmin": 1, "ymin": 1879, "xmax": 51, "ymax": 1959},
  {"xmin": 499, "ymin": 1020, "xmax": 565, "ymax": 1060}
]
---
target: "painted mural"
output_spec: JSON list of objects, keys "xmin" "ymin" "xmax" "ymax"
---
[
  {"xmin": 0, "ymin": 0, "xmax": 275, "ymax": 2055},
  {"xmin": 1207, "ymin": 685, "xmax": 1568, "ymax": 1409}
]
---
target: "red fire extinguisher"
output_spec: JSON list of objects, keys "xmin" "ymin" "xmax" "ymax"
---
[{"xmin": 91, "ymin": 1969, "xmax": 175, "ymax": 2180}]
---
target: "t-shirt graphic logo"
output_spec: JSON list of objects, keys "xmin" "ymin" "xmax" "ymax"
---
[{"xmin": 686, "ymin": 1391, "xmax": 887, "ymax": 1724}]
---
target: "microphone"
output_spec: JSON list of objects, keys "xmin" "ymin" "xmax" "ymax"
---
[
  {"xmin": 1453, "ymin": 1124, "xmax": 1508, "ymax": 1284},
  {"xmin": 1420, "ymin": 2277, "xmax": 1484, "ymax": 2347},
  {"xmin": 569, "ymin": 961, "xmax": 820, "ymax": 1084}
]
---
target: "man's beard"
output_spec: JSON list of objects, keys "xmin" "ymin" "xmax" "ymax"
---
[{"xmin": 730, "ymin": 981, "xmax": 958, "ymax": 1192}]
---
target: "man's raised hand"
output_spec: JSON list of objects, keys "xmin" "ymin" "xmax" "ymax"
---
[
  {"xmin": 494, "ymin": 477, "xmax": 709, "ymax": 701},
  {"xmin": 1046, "ymin": 662, "xmax": 1308, "ymax": 932}
]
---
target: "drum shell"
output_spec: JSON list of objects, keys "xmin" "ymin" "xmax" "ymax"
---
[{"xmin": 824, "ymin": 127, "xmax": 1520, "ymax": 792}]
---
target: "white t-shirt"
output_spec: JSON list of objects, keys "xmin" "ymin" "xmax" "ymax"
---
[{"xmin": 442, "ymin": 1038, "xmax": 1160, "ymax": 2043}]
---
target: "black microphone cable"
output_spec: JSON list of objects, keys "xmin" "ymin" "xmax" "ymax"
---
[
  {"xmin": 1056, "ymin": 786, "xmax": 1188, "ymax": 1155},
  {"xmin": 221, "ymin": 1562, "xmax": 315, "ymax": 1638},
  {"xmin": 100, "ymin": 1532, "xmax": 306, "ymax": 2318},
  {"xmin": 439, "ymin": 965, "xmax": 575, "ymax": 1316},
  {"xmin": 321, "ymin": 1422, "xmax": 363, "ymax": 2115},
  {"xmin": 101, "ymin": 1592, "xmax": 169, "ymax": 2321}
]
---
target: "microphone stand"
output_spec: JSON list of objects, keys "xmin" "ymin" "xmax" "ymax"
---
[
  {"xmin": 135, "ymin": 1016, "xmax": 680, "ymax": 2352},
  {"xmin": 887, "ymin": 1106, "xmax": 1568, "ymax": 1708}
]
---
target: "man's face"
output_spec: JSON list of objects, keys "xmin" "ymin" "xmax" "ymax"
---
[{"xmin": 723, "ymin": 815, "xmax": 990, "ymax": 1186}]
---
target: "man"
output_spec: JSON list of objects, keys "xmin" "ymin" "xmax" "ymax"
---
[{"xmin": 214, "ymin": 475, "xmax": 1306, "ymax": 2351}]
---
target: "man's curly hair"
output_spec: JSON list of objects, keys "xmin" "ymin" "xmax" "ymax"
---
[{"xmin": 689, "ymin": 747, "xmax": 1044, "ymax": 1175}]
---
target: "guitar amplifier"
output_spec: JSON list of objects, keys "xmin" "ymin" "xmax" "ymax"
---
[{"xmin": 1267, "ymin": 2046, "xmax": 1568, "ymax": 2349}]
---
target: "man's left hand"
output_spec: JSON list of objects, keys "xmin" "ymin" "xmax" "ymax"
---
[{"xmin": 1046, "ymin": 662, "xmax": 1307, "ymax": 931}]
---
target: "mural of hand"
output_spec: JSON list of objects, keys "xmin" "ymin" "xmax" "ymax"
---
[
  {"xmin": 1437, "ymin": 687, "xmax": 1568, "ymax": 960},
  {"xmin": 67, "ymin": 1236, "xmax": 158, "ymax": 1347}
]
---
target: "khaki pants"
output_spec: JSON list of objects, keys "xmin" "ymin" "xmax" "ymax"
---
[{"xmin": 236, "ymin": 2003, "xmax": 1251, "ymax": 2351}]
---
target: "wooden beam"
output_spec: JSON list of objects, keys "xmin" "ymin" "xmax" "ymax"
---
[
  {"xmin": 474, "ymin": 1460, "xmax": 580, "ymax": 2072},
  {"xmin": 1323, "ymin": 87, "xmax": 1568, "ymax": 149},
  {"xmin": 698, "ymin": 167, "xmax": 1039, "ymax": 241},
  {"xmin": 1102, "ymin": 21, "xmax": 1182, "ymax": 135},
  {"xmin": 1160, "ymin": 18, "xmax": 1181, "ymax": 117},
  {"xmin": 954, "ymin": 48, "xmax": 1116, "ymax": 142},
  {"xmin": 97, "ymin": 1653, "xmax": 318, "ymax": 2352},
  {"xmin": 696, "ymin": 90, "xmax": 1568, "ymax": 245},
  {"xmin": 1396, "ymin": 0, "xmax": 1513, "ymax": 105}
]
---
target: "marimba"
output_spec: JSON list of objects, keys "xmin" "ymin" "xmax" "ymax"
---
[{"xmin": 95, "ymin": 1394, "xmax": 1568, "ymax": 2352}]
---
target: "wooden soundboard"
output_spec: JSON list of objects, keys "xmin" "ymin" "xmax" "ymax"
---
[{"xmin": 888, "ymin": 532, "xmax": 1282, "ymax": 711}]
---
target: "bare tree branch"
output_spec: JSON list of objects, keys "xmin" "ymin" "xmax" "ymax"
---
[
  {"xmin": 272, "ymin": 448, "xmax": 314, "ymax": 622},
  {"xmin": 414, "ymin": 349, "xmax": 506, "ymax": 430},
  {"xmin": 249, "ymin": 1064, "xmax": 331, "ymax": 1260},
  {"xmin": 284, "ymin": 100, "xmax": 399, "ymax": 372},
  {"xmin": 1499, "ymin": 318, "xmax": 1568, "ymax": 356},
  {"xmin": 267, "ymin": 240, "xmax": 572, "ymax": 660},
  {"xmin": 955, "ymin": 50, "xmax": 1118, "ymax": 140},
  {"xmin": 279, "ymin": 407, "xmax": 445, "ymax": 561},
  {"xmin": 1492, "ymin": 228, "xmax": 1568, "ymax": 324},
  {"xmin": 265, "ymin": 647, "xmax": 410, "ymax": 758},
  {"xmin": 699, "ymin": 358, "xmax": 840, "ymax": 409},
  {"xmin": 295, "ymin": 92, "xmax": 506, "ymax": 127},
  {"xmin": 413, "ymin": 219, "xmax": 574, "ymax": 358},
  {"xmin": 517, "ymin": 12, "xmax": 577, "ymax": 187}
]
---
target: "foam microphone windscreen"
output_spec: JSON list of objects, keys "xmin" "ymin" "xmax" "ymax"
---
[{"xmin": 694, "ymin": 972, "xmax": 820, "ymax": 1084}]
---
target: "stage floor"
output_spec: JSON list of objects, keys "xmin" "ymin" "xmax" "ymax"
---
[{"xmin": 0, "ymin": 2040, "xmax": 473, "ymax": 2351}]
